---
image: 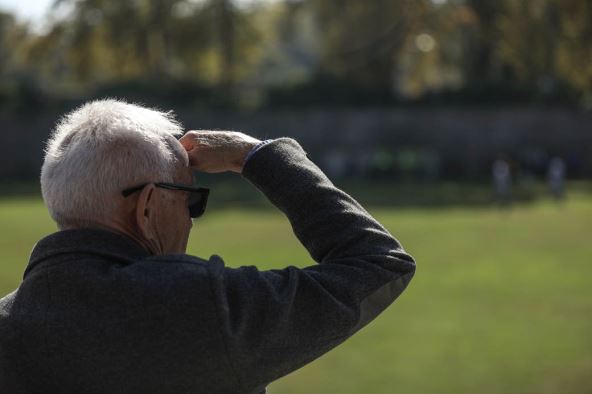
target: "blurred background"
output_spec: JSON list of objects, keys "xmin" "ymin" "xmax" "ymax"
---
[{"xmin": 0, "ymin": 0, "xmax": 591, "ymax": 393}]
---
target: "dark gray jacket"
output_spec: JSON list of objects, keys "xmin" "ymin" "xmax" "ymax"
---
[{"xmin": 0, "ymin": 138, "xmax": 416, "ymax": 394}]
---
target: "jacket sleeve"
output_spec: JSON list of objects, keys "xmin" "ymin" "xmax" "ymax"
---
[{"xmin": 207, "ymin": 137, "xmax": 416, "ymax": 392}]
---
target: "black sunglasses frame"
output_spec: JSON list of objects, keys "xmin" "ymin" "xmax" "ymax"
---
[{"xmin": 122, "ymin": 183, "xmax": 210, "ymax": 218}]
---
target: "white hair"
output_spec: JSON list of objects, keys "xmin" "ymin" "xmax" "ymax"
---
[{"xmin": 41, "ymin": 99, "xmax": 187, "ymax": 229}]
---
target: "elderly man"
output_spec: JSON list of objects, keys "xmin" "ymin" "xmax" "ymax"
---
[{"xmin": 0, "ymin": 100, "xmax": 415, "ymax": 393}]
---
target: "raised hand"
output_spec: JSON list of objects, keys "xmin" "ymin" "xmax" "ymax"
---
[{"xmin": 179, "ymin": 130, "xmax": 261, "ymax": 173}]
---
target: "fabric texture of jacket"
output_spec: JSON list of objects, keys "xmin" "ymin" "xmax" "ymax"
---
[{"xmin": 0, "ymin": 137, "xmax": 416, "ymax": 393}]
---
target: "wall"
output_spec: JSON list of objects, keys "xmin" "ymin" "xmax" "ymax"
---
[{"xmin": 1, "ymin": 107, "xmax": 591, "ymax": 180}]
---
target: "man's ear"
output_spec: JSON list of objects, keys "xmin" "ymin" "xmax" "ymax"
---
[{"xmin": 135, "ymin": 184, "xmax": 157, "ymax": 240}]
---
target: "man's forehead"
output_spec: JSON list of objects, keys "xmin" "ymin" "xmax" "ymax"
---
[
  {"xmin": 169, "ymin": 136, "xmax": 193, "ymax": 183},
  {"xmin": 174, "ymin": 165, "xmax": 194, "ymax": 183},
  {"xmin": 167, "ymin": 135, "xmax": 189, "ymax": 167}
]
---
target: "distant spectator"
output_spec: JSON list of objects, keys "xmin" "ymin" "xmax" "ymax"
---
[
  {"xmin": 548, "ymin": 157, "xmax": 566, "ymax": 201},
  {"xmin": 492, "ymin": 159, "xmax": 512, "ymax": 205}
]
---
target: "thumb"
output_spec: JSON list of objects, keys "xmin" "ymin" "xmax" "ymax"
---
[{"xmin": 179, "ymin": 132, "xmax": 198, "ymax": 152}]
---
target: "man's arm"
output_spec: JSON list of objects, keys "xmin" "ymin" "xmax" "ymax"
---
[{"xmin": 180, "ymin": 133, "xmax": 416, "ymax": 392}]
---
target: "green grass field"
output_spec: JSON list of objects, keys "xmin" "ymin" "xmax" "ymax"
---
[{"xmin": 1, "ymin": 190, "xmax": 591, "ymax": 394}]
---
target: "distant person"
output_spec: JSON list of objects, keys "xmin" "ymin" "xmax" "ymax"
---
[
  {"xmin": 492, "ymin": 158, "xmax": 512, "ymax": 205},
  {"xmin": 548, "ymin": 157, "xmax": 566, "ymax": 201},
  {"xmin": 0, "ymin": 100, "xmax": 416, "ymax": 394}
]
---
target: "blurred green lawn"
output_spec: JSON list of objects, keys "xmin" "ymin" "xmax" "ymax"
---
[{"xmin": 1, "ymin": 190, "xmax": 591, "ymax": 394}]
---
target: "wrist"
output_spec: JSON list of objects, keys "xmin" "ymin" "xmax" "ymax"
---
[
  {"xmin": 233, "ymin": 140, "xmax": 260, "ymax": 173},
  {"xmin": 244, "ymin": 139, "xmax": 274, "ymax": 164}
]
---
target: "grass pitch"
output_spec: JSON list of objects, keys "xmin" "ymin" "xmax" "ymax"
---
[{"xmin": 0, "ymin": 190, "xmax": 591, "ymax": 394}]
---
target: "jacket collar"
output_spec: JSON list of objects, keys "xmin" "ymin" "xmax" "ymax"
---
[{"xmin": 24, "ymin": 228, "xmax": 151, "ymax": 279}]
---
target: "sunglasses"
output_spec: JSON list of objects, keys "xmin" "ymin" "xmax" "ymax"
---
[{"xmin": 121, "ymin": 182, "xmax": 210, "ymax": 218}]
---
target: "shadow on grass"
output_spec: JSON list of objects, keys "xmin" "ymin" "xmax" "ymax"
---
[
  {"xmin": 192, "ymin": 176, "xmax": 592, "ymax": 211},
  {"xmin": 2, "ymin": 176, "xmax": 591, "ymax": 211}
]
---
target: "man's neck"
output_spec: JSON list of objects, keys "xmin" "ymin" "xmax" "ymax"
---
[{"xmin": 61, "ymin": 220, "xmax": 155, "ymax": 256}]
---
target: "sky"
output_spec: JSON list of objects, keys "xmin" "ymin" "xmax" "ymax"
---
[
  {"xmin": 0, "ymin": 0, "xmax": 279, "ymax": 24},
  {"xmin": 0, "ymin": 0, "xmax": 55, "ymax": 23}
]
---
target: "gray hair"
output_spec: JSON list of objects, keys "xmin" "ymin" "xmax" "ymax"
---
[{"xmin": 41, "ymin": 99, "xmax": 187, "ymax": 229}]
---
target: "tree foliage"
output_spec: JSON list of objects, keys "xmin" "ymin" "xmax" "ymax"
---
[{"xmin": 0, "ymin": 0, "xmax": 590, "ymax": 109}]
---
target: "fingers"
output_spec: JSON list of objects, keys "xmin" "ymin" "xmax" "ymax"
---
[
  {"xmin": 179, "ymin": 134, "xmax": 194, "ymax": 152},
  {"xmin": 180, "ymin": 131, "xmax": 214, "ymax": 169},
  {"xmin": 179, "ymin": 130, "xmax": 260, "ymax": 173},
  {"xmin": 179, "ymin": 130, "xmax": 231, "ymax": 173},
  {"xmin": 179, "ymin": 130, "xmax": 203, "ymax": 152}
]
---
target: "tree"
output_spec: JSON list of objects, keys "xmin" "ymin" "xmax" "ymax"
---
[
  {"xmin": 312, "ymin": 0, "xmax": 421, "ymax": 92},
  {"xmin": 552, "ymin": 0, "xmax": 592, "ymax": 97},
  {"xmin": 462, "ymin": 0, "xmax": 507, "ymax": 85}
]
